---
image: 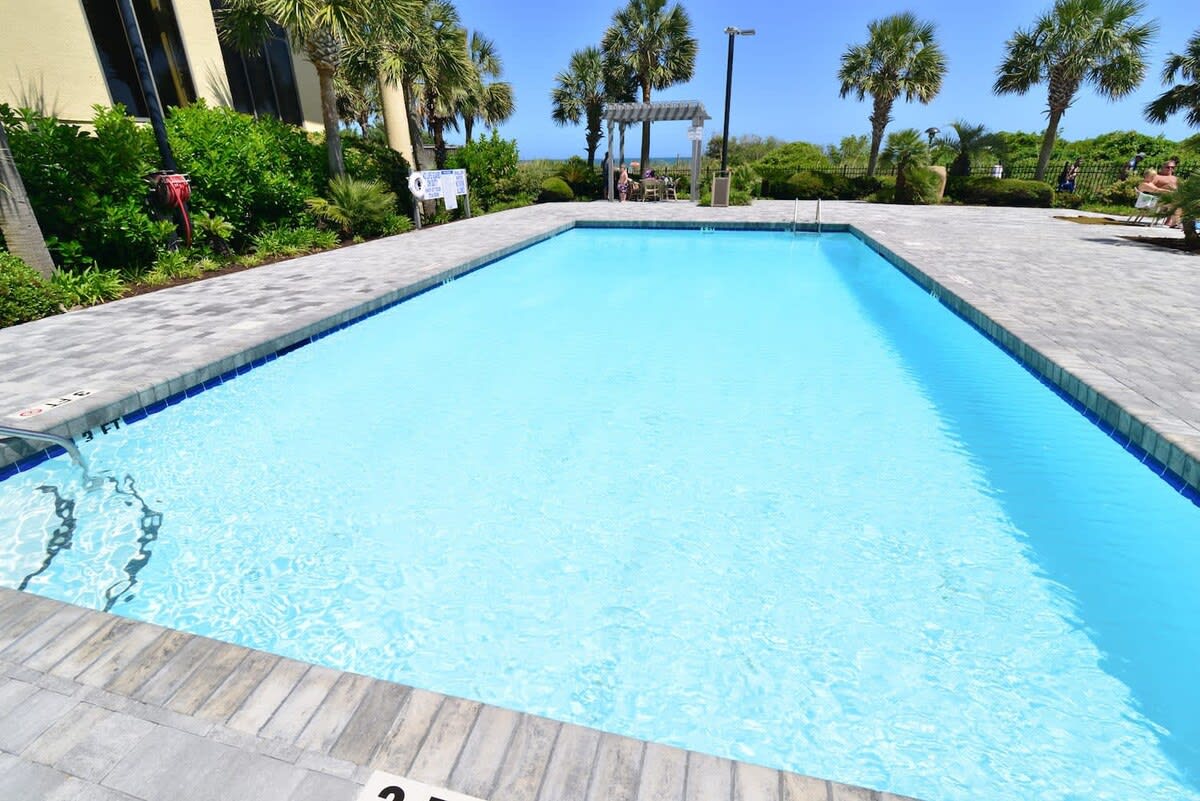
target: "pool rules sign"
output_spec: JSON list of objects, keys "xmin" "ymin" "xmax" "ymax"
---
[{"xmin": 358, "ymin": 771, "xmax": 486, "ymax": 801}]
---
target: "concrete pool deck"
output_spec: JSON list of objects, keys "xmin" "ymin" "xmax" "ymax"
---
[{"xmin": 0, "ymin": 201, "xmax": 1197, "ymax": 799}]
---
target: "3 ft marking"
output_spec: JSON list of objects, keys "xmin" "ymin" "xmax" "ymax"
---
[
  {"xmin": 8, "ymin": 389, "xmax": 94, "ymax": 419},
  {"xmin": 358, "ymin": 772, "xmax": 485, "ymax": 801},
  {"xmin": 79, "ymin": 419, "xmax": 122, "ymax": 442}
]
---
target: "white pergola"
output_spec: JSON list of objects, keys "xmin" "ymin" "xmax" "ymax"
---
[{"xmin": 601, "ymin": 101, "xmax": 710, "ymax": 202}]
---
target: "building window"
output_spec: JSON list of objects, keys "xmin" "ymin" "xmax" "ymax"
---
[
  {"xmin": 82, "ymin": 0, "xmax": 196, "ymax": 117},
  {"xmin": 212, "ymin": 5, "xmax": 303, "ymax": 125}
]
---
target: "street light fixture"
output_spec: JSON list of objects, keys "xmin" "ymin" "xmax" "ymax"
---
[
  {"xmin": 925, "ymin": 127, "xmax": 940, "ymax": 148},
  {"xmin": 719, "ymin": 26, "xmax": 755, "ymax": 173}
]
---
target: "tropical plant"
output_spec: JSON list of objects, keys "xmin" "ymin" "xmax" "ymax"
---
[
  {"xmin": 459, "ymin": 31, "xmax": 514, "ymax": 144},
  {"xmin": 705, "ymin": 134, "xmax": 786, "ymax": 166},
  {"xmin": 1145, "ymin": 28, "xmax": 1200, "ymax": 129},
  {"xmin": 825, "ymin": 134, "xmax": 870, "ymax": 167},
  {"xmin": 50, "ymin": 266, "xmax": 126, "ymax": 306},
  {"xmin": 601, "ymin": 0, "xmax": 698, "ymax": 172},
  {"xmin": 1160, "ymin": 175, "xmax": 1200, "ymax": 247},
  {"xmin": 881, "ymin": 128, "xmax": 933, "ymax": 202},
  {"xmin": 838, "ymin": 13, "xmax": 947, "ymax": 177},
  {"xmin": 192, "ymin": 212, "xmax": 235, "ymax": 255},
  {"xmin": 937, "ymin": 121, "xmax": 1000, "ymax": 176},
  {"xmin": 307, "ymin": 176, "xmax": 399, "ymax": 239},
  {"xmin": 215, "ymin": 0, "xmax": 421, "ymax": 177},
  {"xmin": 994, "ymin": 0, "xmax": 1157, "ymax": 181},
  {"xmin": 0, "ymin": 251, "xmax": 65, "ymax": 327},
  {"xmin": 551, "ymin": 47, "xmax": 608, "ymax": 168},
  {"xmin": 251, "ymin": 225, "xmax": 339, "ymax": 259}
]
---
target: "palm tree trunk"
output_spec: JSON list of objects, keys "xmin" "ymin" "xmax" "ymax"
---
[
  {"xmin": 400, "ymin": 79, "xmax": 433, "ymax": 172},
  {"xmin": 0, "ymin": 121, "xmax": 54, "ymax": 279},
  {"xmin": 464, "ymin": 117, "xmax": 474, "ymax": 144},
  {"xmin": 1184, "ymin": 215, "xmax": 1198, "ymax": 248},
  {"xmin": 433, "ymin": 121, "xmax": 447, "ymax": 170},
  {"xmin": 866, "ymin": 95, "xmax": 892, "ymax": 177},
  {"xmin": 315, "ymin": 63, "xmax": 345, "ymax": 177},
  {"xmin": 1034, "ymin": 106, "xmax": 1064, "ymax": 182},
  {"xmin": 586, "ymin": 108, "xmax": 601, "ymax": 169},
  {"xmin": 639, "ymin": 84, "xmax": 651, "ymax": 173}
]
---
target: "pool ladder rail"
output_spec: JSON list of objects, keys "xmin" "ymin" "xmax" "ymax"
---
[
  {"xmin": 0, "ymin": 424, "xmax": 90, "ymax": 475},
  {"xmin": 792, "ymin": 199, "xmax": 823, "ymax": 234}
]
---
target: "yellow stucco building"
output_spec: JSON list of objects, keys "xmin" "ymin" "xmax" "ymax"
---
[{"xmin": 0, "ymin": 0, "xmax": 322, "ymax": 130}]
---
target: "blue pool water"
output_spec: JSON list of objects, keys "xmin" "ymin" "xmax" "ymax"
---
[{"xmin": 1, "ymin": 229, "xmax": 1198, "ymax": 801}]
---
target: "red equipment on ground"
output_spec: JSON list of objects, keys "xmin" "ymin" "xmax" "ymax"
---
[{"xmin": 147, "ymin": 172, "xmax": 193, "ymax": 246}]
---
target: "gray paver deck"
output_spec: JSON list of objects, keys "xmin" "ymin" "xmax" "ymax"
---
[
  {"xmin": 0, "ymin": 587, "xmax": 912, "ymax": 801},
  {"xmin": 0, "ymin": 201, "xmax": 1197, "ymax": 798}
]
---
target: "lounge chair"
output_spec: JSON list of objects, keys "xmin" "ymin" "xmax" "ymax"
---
[{"xmin": 1128, "ymin": 191, "xmax": 1165, "ymax": 226}]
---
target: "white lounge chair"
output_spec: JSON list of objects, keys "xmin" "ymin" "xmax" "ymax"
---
[{"xmin": 1129, "ymin": 191, "xmax": 1165, "ymax": 226}]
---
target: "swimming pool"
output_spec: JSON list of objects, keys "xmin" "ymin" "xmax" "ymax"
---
[{"xmin": 1, "ymin": 228, "xmax": 1197, "ymax": 801}]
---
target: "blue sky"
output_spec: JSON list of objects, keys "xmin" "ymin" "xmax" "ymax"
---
[{"xmin": 452, "ymin": 0, "xmax": 1198, "ymax": 159}]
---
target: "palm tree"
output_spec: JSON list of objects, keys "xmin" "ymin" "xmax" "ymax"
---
[
  {"xmin": 994, "ymin": 0, "xmax": 1156, "ymax": 181},
  {"xmin": 1161, "ymin": 176, "xmax": 1200, "ymax": 248},
  {"xmin": 216, "ymin": 0, "xmax": 420, "ymax": 177},
  {"xmin": 551, "ymin": 47, "xmax": 608, "ymax": 168},
  {"xmin": 601, "ymin": 0, "xmax": 698, "ymax": 172},
  {"xmin": 1145, "ymin": 28, "xmax": 1200, "ymax": 128},
  {"xmin": 0, "ymin": 120, "xmax": 54, "ymax": 278},
  {"xmin": 880, "ymin": 128, "xmax": 930, "ymax": 203},
  {"xmin": 837, "ymin": 13, "xmax": 947, "ymax": 177},
  {"xmin": 373, "ymin": 0, "xmax": 474, "ymax": 170},
  {"xmin": 937, "ymin": 120, "xmax": 999, "ymax": 176},
  {"xmin": 459, "ymin": 32, "xmax": 515, "ymax": 143}
]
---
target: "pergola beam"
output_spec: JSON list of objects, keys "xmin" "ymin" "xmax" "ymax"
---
[{"xmin": 600, "ymin": 101, "xmax": 710, "ymax": 203}]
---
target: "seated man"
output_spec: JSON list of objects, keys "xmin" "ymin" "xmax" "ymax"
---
[{"xmin": 1138, "ymin": 159, "xmax": 1182, "ymax": 227}]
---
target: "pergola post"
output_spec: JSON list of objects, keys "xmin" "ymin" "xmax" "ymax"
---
[
  {"xmin": 606, "ymin": 121, "xmax": 615, "ymax": 201},
  {"xmin": 690, "ymin": 116, "xmax": 703, "ymax": 205}
]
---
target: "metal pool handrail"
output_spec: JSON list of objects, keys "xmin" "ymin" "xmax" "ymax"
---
[{"xmin": 0, "ymin": 424, "xmax": 88, "ymax": 472}]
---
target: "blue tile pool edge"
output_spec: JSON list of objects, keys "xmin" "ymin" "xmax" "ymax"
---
[{"xmin": 1, "ymin": 219, "xmax": 1197, "ymax": 508}]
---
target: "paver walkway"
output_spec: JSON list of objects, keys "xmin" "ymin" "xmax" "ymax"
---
[
  {"xmin": 0, "ymin": 201, "xmax": 1197, "ymax": 799},
  {"xmin": 0, "ymin": 586, "xmax": 905, "ymax": 801}
]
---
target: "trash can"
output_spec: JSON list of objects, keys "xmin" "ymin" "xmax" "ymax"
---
[{"xmin": 711, "ymin": 173, "xmax": 731, "ymax": 207}]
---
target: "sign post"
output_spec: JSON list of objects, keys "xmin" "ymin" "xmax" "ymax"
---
[{"xmin": 407, "ymin": 169, "xmax": 471, "ymax": 230}]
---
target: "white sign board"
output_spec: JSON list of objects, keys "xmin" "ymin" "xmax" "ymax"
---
[
  {"xmin": 408, "ymin": 169, "xmax": 468, "ymax": 201},
  {"xmin": 687, "ymin": 126, "xmax": 704, "ymax": 142},
  {"xmin": 357, "ymin": 771, "xmax": 487, "ymax": 801}
]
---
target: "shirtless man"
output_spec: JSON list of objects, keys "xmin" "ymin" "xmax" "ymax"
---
[{"xmin": 1138, "ymin": 159, "xmax": 1182, "ymax": 227}]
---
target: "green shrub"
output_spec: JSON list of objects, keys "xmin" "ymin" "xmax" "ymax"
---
[
  {"xmin": 0, "ymin": 252, "xmax": 65, "ymax": 327},
  {"xmin": 251, "ymin": 226, "xmax": 339, "ymax": 259},
  {"xmin": 944, "ymin": 177, "xmax": 1054, "ymax": 207},
  {"xmin": 50, "ymin": 267, "xmax": 126, "ymax": 306},
  {"xmin": 343, "ymin": 134, "xmax": 413, "ymax": 216},
  {"xmin": 166, "ymin": 101, "xmax": 325, "ymax": 240},
  {"xmin": 447, "ymin": 130, "xmax": 521, "ymax": 211},
  {"xmin": 869, "ymin": 176, "xmax": 897, "ymax": 203},
  {"xmin": 487, "ymin": 198, "xmax": 534, "ymax": 213},
  {"xmin": 1089, "ymin": 178, "xmax": 1139, "ymax": 206},
  {"xmin": 1052, "ymin": 192, "xmax": 1086, "ymax": 209},
  {"xmin": 307, "ymin": 177, "xmax": 399, "ymax": 238},
  {"xmin": 0, "ymin": 104, "xmax": 167, "ymax": 270},
  {"xmin": 537, "ymin": 177, "xmax": 574, "ymax": 202},
  {"xmin": 754, "ymin": 141, "xmax": 832, "ymax": 173},
  {"xmin": 897, "ymin": 167, "xmax": 942, "ymax": 205},
  {"xmin": 557, "ymin": 156, "xmax": 600, "ymax": 198},
  {"xmin": 782, "ymin": 173, "xmax": 825, "ymax": 199}
]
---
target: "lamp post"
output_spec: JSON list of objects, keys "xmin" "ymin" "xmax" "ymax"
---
[
  {"xmin": 924, "ymin": 127, "xmax": 940, "ymax": 148},
  {"xmin": 719, "ymin": 27, "xmax": 755, "ymax": 173}
]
